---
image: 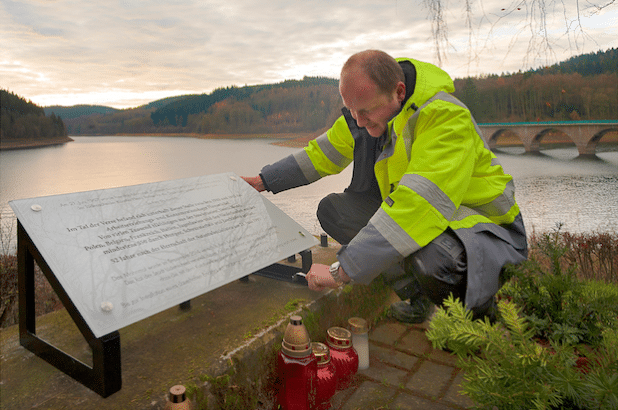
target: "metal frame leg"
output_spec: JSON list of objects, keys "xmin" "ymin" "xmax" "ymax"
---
[{"xmin": 17, "ymin": 221, "xmax": 122, "ymax": 398}]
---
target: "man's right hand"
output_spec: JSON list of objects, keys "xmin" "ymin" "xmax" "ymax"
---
[{"xmin": 241, "ymin": 176, "xmax": 266, "ymax": 192}]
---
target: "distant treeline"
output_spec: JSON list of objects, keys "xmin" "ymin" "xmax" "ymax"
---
[
  {"xmin": 50, "ymin": 48, "xmax": 617, "ymax": 136},
  {"xmin": 58, "ymin": 77, "xmax": 342, "ymax": 135},
  {"xmin": 1, "ymin": 90, "xmax": 68, "ymax": 140},
  {"xmin": 455, "ymin": 71, "xmax": 617, "ymax": 122},
  {"xmin": 533, "ymin": 47, "xmax": 617, "ymax": 76},
  {"xmin": 454, "ymin": 48, "xmax": 618, "ymax": 122},
  {"xmin": 150, "ymin": 76, "xmax": 341, "ymax": 131}
]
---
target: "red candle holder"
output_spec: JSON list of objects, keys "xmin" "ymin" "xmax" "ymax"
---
[
  {"xmin": 326, "ymin": 327, "xmax": 358, "ymax": 390},
  {"xmin": 312, "ymin": 342, "xmax": 337, "ymax": 410},
  {"xmin": 276, "ymin": 315, "xmax": 317, "ymax": 410}
]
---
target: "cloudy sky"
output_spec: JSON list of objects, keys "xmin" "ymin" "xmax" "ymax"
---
[{"xmin": 2, "ymin": 0, "xmax": 617, "ymax": 109}]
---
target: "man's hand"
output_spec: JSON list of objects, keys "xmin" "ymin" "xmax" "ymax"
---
[
  {"xmin": 306, "ymin": 264, "xmax": 339, "ymax": 291},
  {"xmin": 306, "ymin": 263, "xmax": 351, "ymax": 291},
  {"xmin": 241, "ymin": 176, "xmax": 266, "ymax": 192}
]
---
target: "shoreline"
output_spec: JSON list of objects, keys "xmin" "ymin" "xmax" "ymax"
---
[
  {"xmin": 0, "ymin": 136, "xmax": 74, "ymax": 151},
  {"xmin": 113, "ymin": 132, "xmax": 322, "ymax": 148}
]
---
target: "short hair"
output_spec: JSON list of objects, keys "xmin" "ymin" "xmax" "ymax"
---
[{"xmin": 342, "ymin": 50, "xmax": 405, "ymax": 95}]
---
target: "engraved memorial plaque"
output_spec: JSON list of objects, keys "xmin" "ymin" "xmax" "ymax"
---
[{"xmin": 10, "ymin": 172, "xmax": 318, "ymax": 337}]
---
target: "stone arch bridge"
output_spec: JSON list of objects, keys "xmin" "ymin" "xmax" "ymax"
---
[{"xmin": 479, "ymin": 121, "xmax": 618, "ymax": 156}]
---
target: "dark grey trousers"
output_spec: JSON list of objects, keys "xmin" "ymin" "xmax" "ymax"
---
[{"xmin": 317, "ymin": 191, "xmax": 468, "ymax": 308}]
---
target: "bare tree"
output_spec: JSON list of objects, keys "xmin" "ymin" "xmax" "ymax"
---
[{"xmin": 423, "ymin": 0, "xmax": 616, "ymax": 70}]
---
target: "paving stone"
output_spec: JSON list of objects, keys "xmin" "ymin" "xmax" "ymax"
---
[
  {"xmin": 405, "ymin": 360, "xmax": 455, "ymax": 398},
  {"xmin": 369, "ymin": 344, "xmax": 418, "ymax": 370},
  {"xmin": 329, "ymin": 384, "xmax": 355, "ymax": 410},
  {"xmin": 397, "ymin": 329, "xmax": 432, "ymax": 356},
  {"xmin": 390, "ymin": 392, "xmax": 454, "ymax": 410},
  {"xmin": 359, "ymin": 358, "xmax": 409, "ymax": 389},
  {"xmin": 328, "ymin": 316, "xmax": 465, "ymax": 410},
  {"xmin": 340, "ymin": 380, "xmax": 397, "ymax": 410},
  {"xmin": 369, "ymin": 322, "xmax": 408, "ymax": 345},
  {"xmin": 428, "ymin": 346, "xmax": 459, "ymax": 366},
  {"xmin": 443, "ymin": 370, "xmax": 476, "ymax": 408}
]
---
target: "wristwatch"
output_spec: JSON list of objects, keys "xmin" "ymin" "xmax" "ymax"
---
[{"xmin": 329, "ymin": 261, "xmax": 344, "ymax": 286}]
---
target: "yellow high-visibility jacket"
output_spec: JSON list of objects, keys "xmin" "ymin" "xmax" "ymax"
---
[{"xmin": 261, "ymin": 58, "xmax": 527, "ymax": 308}]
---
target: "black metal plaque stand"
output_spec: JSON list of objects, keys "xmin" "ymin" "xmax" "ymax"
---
[
  {"xmin": 251, "ymin": 249, "xmax": 312, "ymax": 285},
  {"xmin": 17, "ymin": 221, "xmax": 122, "ymax": 398},
  {"xmin": 16, "ymin": 219, "xmax": 313, "ymax": 398}
]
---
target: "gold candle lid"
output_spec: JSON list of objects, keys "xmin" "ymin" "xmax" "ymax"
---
[
  {"xmin": 169, "ymin": 385, "xmax": 186, "ymax": 403},
  {"xmin": 326, "ymin": 327, "xmax": 352, "ymax": 348},
  {"xmin": 282, "ymin": 315, "xmax": 312, "ymax": 358},
  {"xmin": 311, "ymin": 342, "xmax": 331, "ymax": 365},
  {"xmin": 348, "ymin": 317, "xmax": 369, "ymax": 334}
]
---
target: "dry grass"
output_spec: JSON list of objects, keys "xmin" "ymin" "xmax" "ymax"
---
[
  {"xmin": 0, "ymin": 254, "xmax": 62, "ymax": 328},
  {"xmin": 558, "ymin": 231, "xmax": 617, "ymax": 283},
  {"xmin": 525, "ymin": 228, "xmax": 618, "ymax": 285}
]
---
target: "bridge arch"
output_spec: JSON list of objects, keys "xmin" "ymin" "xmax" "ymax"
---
[
  {"xmin": 486, "ymin": 129, "xmax": 522, "ymax": 149},
  {"xmin": 527, "ymin": 127, "xmax": 574, "ymax": 153},
  {"xmin": 480, "ymin": 122, "xmax": 618, "ymax": 156},
  {"xmin": 580, "ymin": 128, "xmax": 618, "ymax": 156}
]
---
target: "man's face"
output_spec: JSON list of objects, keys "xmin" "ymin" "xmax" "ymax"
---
[{"xmin": 339, "ymin": 70, "xmax": 405, "ymax": 138}]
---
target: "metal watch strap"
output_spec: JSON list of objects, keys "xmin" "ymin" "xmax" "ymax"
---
[{"xmin": 329, "ymin": 261, "xmax": 344, "ymax": 285}]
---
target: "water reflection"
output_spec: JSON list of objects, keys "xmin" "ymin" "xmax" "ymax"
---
[{"xmin": 517, "ymin": 175, "xmax": 618, "ymax": 234}]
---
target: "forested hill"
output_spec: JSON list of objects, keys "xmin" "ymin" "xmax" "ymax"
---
[
  {"xmin": 58, "ymin": 76, "xmax": 342, "ymax": 136},
  {"xmin": 531, "ymin": 47, "xmax": 617, "ymax": 76},
  {"xmin": 1, "ymin": 89, "xmax": 69, "ymax": 144},
  {"xmin": 49, "ymin": 48, "xmax": 616, "ymax": 136},
  {"xmin": 453, "ymin": 48, "xmax": 617, "ymax": 122},
  {"xmin": 150, "ymin": 77, "xmax": 340, "ymax": 128},
  {"xmin": 44, "ymin": 105, "xmax": 119, "ymax": 120}
]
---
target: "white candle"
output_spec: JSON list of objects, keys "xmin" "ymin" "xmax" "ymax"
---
[{"xmin": 348, "ymin": 317, "xmax": 370, "ymax": 370}]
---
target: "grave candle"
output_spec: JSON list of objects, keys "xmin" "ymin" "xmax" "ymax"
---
[
  {"xmin": 277, "ymin": 315, "xmax": 317, "ymax": 410},
  {"xmin": 311, "ymin": 342, "xmax": 337, "ymax": 410},
  {"xmin": 348, "ymin": 317, "xmax": 370, "ymax": 370},
  {"xmin": 164, "ymin": 385, "xmax": 192, "ymax": 410},
  {"xmin": 326, "ymin": 327, "xmax": 358, "ymax": 390}
]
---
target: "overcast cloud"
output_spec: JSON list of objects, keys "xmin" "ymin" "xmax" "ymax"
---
[{"xmin": 1, "ymin": 0, "xmax": 616, "ymax": 108}]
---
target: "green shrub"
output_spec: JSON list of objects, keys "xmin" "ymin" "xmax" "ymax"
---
[
  {"xmin": 427, "ymin": 296, "xmax": 618, "ymax": 410},
  {"xmin": 427, "ymin": 224, "xmax": 618, "ymax": 409}
]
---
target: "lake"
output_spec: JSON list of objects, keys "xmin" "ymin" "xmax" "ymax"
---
[{"xmin": 1, "ymin": 136, "xmax": 617, "ymax": 254}]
